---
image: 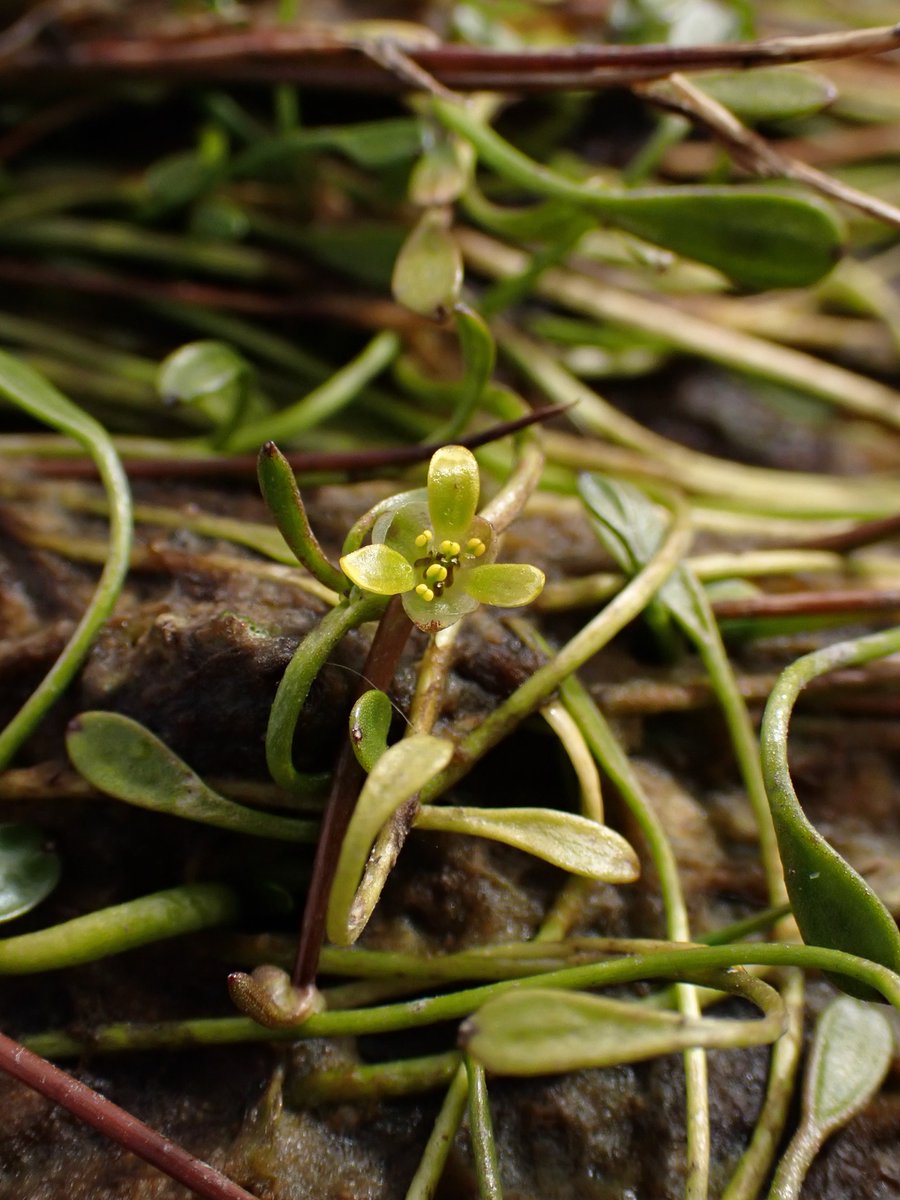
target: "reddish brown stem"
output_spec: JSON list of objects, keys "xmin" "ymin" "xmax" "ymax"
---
[
  {"xmin": 713, "ymin": 587, "xmax": 900, "ymax": 621},
  {"xmin": 3, "ymin": 23, "xmax": 899, "ymax": 90},
  {"xmin": 0, "ymin": 1031, "xmax": 259, "ymax": 1200},
  {"xmin": 292, "ymin": 595, "xmax": 413, "ymax": 988},
  {"xmin": 31, "ymin": 404, "xmax": 570, "ymax": 480}
]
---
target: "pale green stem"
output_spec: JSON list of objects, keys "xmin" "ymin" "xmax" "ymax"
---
[
  {"xmin": 0, "ymin": 885, "xmax": 238, "ymax": 973},
  {"xmin": 722, "ymin": 970, "xmax": 806, "ymax": 1200},
  {"xmin": 458, "ymin": 228, "xmax": 900, "ymax": 437},
  {"xmin": 495, "ymin": 320, "xmax": 900, "ymax": 518},
  {"xmin": 266, "ymin": 594, "xmax": 385, "ymax": 793},
  {"xmin": 466, "ymin": 1056, "xmax": 503, "ymax": 1200},
  {"xmin": 25, "ymin": 942, "xmax": 900, "ymax": 1058},
  {"xmin": 0, "ymin": 354, "xmax": 132, "ymax": 770},
  {"xmin": 226, "ymin": 330, "xmax": 400, "ymax": 452},
  {"xmin": 405, "ymin": 1065, "xmax": 470, "ymax": 1200},
  {"xmin": 420, "ymin": 493, "xmax": 693, "ymax": 800}
]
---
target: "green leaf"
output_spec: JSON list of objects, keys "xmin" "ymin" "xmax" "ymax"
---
[
  {"xmin": 414, "ymin": 806, "xmax": 639, "ymax": 881},
  {"xmin": 761, "ymin": 629, "xmax": 900, "ymax": 1000},
  {"xmin": 340, "ymin": 543, "xmax": 416, "ymax": 596},
  {"xmin": 597, "ymin": 187, "xmax": 843, "ymax": 290},
  {"xmin": 436, "ymin": 304, "xmax": 496, "ymax": 440},
  {"xmin": 696, "ymin": 68, "xmax": 836, "ymax": 124},
  {"xmin": 462, "ymin": 986, "xmax": 781, "ymax": 1076},
  {"xmin": 349, "ymin": 690, "xmax": 393, "ymax": 774},
  {"xmin": 433, "ymin": 99, "xmax": 843, "ymax": 289},
  {"xmin": 231, "ymin": 118, "xmax": 423, "ymax": 176},
  {"xmin": 805, "ymin": 996, "xmax": 893, "ymax": 1135},
  {"xmin": 426, "ymin": 444, "xmax": 481, "ymax": 542},
  {"xmin": 257, "ymin": 441, "xmax": 346, "ymax": 593},
  {"xmin": 768, "ymin": 996, "xmax": 893, "ymax": 1200},
  {"xmin": 66, "ymin": 712, "xmax": 316, "ymax": 841},
  {"xmin": 326, "ymin": 735, "xmax": 454, "ymax": 945},
  {"xmin": 157, "ymin": 339, "xmax": 250, "ymax": 444},
  {"xmin": 409, "ymin": 134, "xmax": 473, "ymax": 206},
  {"xmin": 463, "ymin": 562, "xmax": 546, "ymax": 608},
  {"xmin": 392, "ymin": 210, "xmax": 463, "ymax": 317},
  {"xmin": 0, "ymin": 824, "xmax": 60, "ymax": 923}
]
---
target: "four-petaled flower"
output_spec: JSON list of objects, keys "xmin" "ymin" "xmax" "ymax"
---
[{"xmin": 340, "ymin": 445, "xmax": 545, "ymax": 632}]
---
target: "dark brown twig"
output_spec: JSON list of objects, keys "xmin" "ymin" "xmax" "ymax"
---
[
  {"xmin": 30, "ymin": 403, "xmax": 572, "ymax": 480},
  {"xmin": 2, "ymin": 22, "xmax": 899, "ymax": 91},
  {"xmin": 0, "ymin": 1031, "xmax": 260, "ymax": 1200},
  {"xmin": 713, "ymin": 586, "xmax": 900, "ymax": 621}
]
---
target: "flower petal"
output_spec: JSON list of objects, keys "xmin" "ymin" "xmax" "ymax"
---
[
  {"xmin": 427, "ymin": 444, "xmax": 480, "ymax": 543},
  {"xmin": 464, "ymin": 562, "xmax": 546, "ymax": 608},
  {"xmin": 340, "ymin": 544, "xmax": 415, "ymax": 595},
  {"xmin": 402, "ymin": 585, "xmax": 479, "ymax": 634}
]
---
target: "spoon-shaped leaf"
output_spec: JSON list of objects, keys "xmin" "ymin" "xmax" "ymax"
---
[
  {"xmin": 392, "ymin": 209, "xmax": 463, "ymax": 317},
  {"xmin": 157, "ymin": 339, "xmax": 251, "ymax": 445},
  {"xmin": 66, "ymin": 712, "xmax": 316, "ymax": 841},
  {"xmin": 462, "ymin": 984, "xmax": 783, "ymax": 1076},
  {"xmin": 414, "ymin": 806, "xmax": 640, "ymax": 882},
  {"xmin": 326, "ymin": 734, "xmax": 454, "ymax": 946},
  {"xmin": 596, "ymin": 188, "xmax": 843, "ymax": 291},
  {"xmin": 761, "ymin": 628, "xmax": 900, "ymax": 999},
  {"xmin": 433, "ymin": 98, "xmax": 843, "ymax": 289},
  {"xmin": 349, "ymin": 689, "xmax": 393, "ymax": 774},
  {"xmin": 0, "ymin": 825, "xmax": 60, "ymax": 923},
  {"xmin": 694, "ymin": 68, "xmax": 836, "ymax": 124},
  {"xmin": 768, "ymin": 996, "xmax": 893, "ymax": 1200}
]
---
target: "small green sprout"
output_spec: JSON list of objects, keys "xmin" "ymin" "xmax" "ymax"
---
[{"xmin": 340, "ymin": 445, "xmax": 545, "ymax": 632}]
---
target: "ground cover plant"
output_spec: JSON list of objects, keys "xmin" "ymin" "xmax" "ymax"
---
[{"xmin": 0, "ymin": 1, "xmax": 899, "ymax": 1197}]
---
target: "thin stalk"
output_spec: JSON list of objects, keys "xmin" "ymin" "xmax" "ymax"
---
[
  {"xmin": 0, "ymin": 884, "xmax": 239, "ymax": 974},
  {"xmin": 0, "ymin": 353, "xmax": 132, "ymax": 770},
  {"xmin": 420, "ymin": 492, "xmax": 693, "ymax": 799},
  {"xmin": 226, "ymin": 330, "xmax": 399, "ymax": 452},
  {"xmin": 25, "ymin": 942, "xmax": 900, "ymax": 1058},
  {"xmin": 0, "ymin": 1033, "xmax": 259, "ymax": 1200},
  {"xmin": 466, "ymin": 1056, "xmax": 503, "ymax": 1200},
  {"xmin": 405, "ymin": 1065, "xmax": 470, "ymax": 1200},
  {"xmin": 291, "ymin": 596, "xmax": 412, "ymax": 987}
]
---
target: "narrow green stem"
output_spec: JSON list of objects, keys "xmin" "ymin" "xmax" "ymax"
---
[
  {"xmin": 266, "ymin": 593, "xmax": 385, "ymax": 794},
  {"xmin": 24, "ymin": 942, "xmax": 900, "ymax": 1058},
  {"xmin": 420, "ymin": 493, "xmax": 692, "ymax": 800},
  {"xmin": 0, "ymin": 884, "xmax": 238, "ymax": 974},
  {"xmin": 466, "ymin": 1056, "xmax": 503, "ymax": 1200},
  {"xmin": 227, "ymin": 330, "xmax": 399, "ymax": 452},
  {"xmin": 405, "ymin": 1064, "xmax": 469, "ymax": 1200},
  {"xmin": 0, "ymin": 352, "xmax": 132, "ymax": 770}
]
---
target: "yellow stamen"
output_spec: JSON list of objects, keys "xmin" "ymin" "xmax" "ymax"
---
[
  {"xmin": 415, "ymin": 583, "xmax": 435, "ymax": 602},
  {"xmin": 440, "ymin": 540, "xmax": 461, "ymax": 557},
  {"xmin": 415, "ymin": 530, "xmax": 433, "ymax": 548},
  {"xmin": 467, "ymin": 537, "xmax": 486, "ymax": 557},
  {"xmin": 425, "ymin": 563, "xmax": 448, "ymax": 582}
]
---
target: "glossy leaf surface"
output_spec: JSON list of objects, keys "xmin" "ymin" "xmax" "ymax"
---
[
  {"xmin": 0, "ymin": 825, "xmax": 60, "ymax": 923},
  {"xmin": 392, "ymin": 210, "xmax": 463, "ymax": 317},
  {"xmin": 67, "ymin": 712, "xmax": 315, "ymax": 841},
  {"xmin": 415, "ymin": 806, "xmax": 639, "ymax": 881},
  {"xmin": 326, "ymin": 735, "xmax": 454, "ymax": 945}
]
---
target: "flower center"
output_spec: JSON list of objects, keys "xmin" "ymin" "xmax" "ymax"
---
[{"xmin": 412, "ymin": 529, "xmax": 486, "ymax": 602}]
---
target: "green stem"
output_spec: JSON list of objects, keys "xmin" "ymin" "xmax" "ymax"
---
[
  {"xmin": 420, "ymin": 492, "xmax": 692, "ymax": 800},
  {"xmin": 0, "ymin": 352, "xmax": 132, "ymax": 770},
  {"xmin": 466, "ymin": 1056, "xmax": 503, "ymax": 1200},
  {"xmin": 24, "ymin": 942, "xmax": 900, "ymax": 1057},
  {"xmin": 0, "ymin": 884, "xmax": 238, "ymax": 974},
  {"xmin": 266, "ymin": 593, "xmax": 385, "ymax": 793},
  {"xmin": 288, "ymin": 1050, "xmax": 460, "ymax": 1105},
  {"xmin": 405, "ymin": 1064, "xmax": 469, "ymax": 1200},
  {"xmin": 227, "ymin": 330, "xmax": 399, "ymax": 452}
]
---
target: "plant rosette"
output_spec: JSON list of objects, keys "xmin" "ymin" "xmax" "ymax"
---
[{"xmin": 340, "ymin": 445, "xmax": 545, "ymax": 632}]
